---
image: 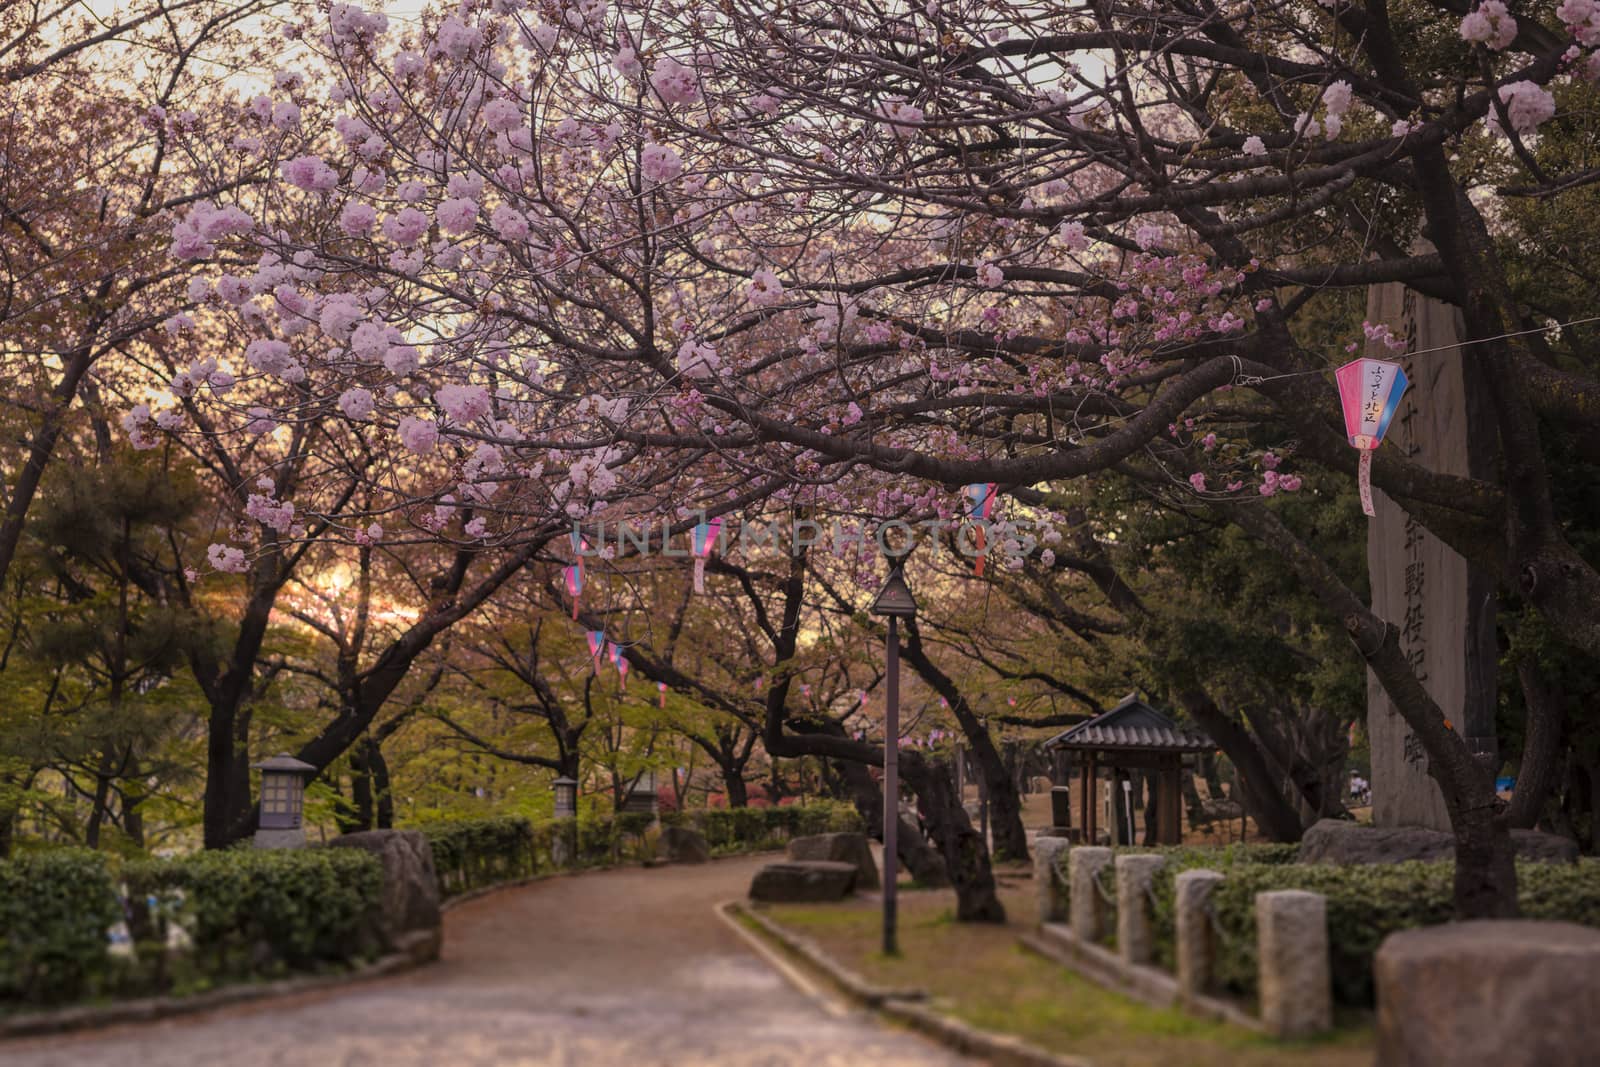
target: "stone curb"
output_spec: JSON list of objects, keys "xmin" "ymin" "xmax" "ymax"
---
[
  {"xmin": 1022, "ymin": 925, "xmax": 1264, "ymax": 1033},
  {"xmin": 0, "ymin": 944, "xmax": 427, "ymax": 1042},
  {"xmin": 729, "ymin": 901, "xmax": 1092, "ymax": 1067}
]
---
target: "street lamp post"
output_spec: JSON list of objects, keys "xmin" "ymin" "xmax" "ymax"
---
[{"xmin": 869, "ymin": 558, "xmax": 917, "ymax": 956}]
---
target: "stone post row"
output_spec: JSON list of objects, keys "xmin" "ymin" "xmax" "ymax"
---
[
  {"xmin": 1174, "ymin": 868, "xmax": 1224, "ymax": 1003},
  {"xmin": 1114, "ymin": 854, "xmax": 1165, "ymax": 965},
  {"xmin": 1068, "ymin": 846, "xmax": 1112, "ymax": 943},
  {"xmin": 1256, "ymin": 889, "xmax": 1333, "ymax": 1038}
]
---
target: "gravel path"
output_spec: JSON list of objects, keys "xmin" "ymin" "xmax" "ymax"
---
[{"xmin": 3, "ymin": 852, "xmax": 967, "ymax": 1066}]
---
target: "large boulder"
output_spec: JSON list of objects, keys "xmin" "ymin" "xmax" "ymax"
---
[
  {"xmin": 659, "ymin": 825, "xmax": 711, "ymax": 865},
  {"xmin": 1297, "ymin": 819, "xmax": 1577, "ymax": 866},
  {"xmin": 787, "ymin": 832, "xmax": 880, "ymax": 891},
  {"xmin": 330, "ymin": 829, "xmax": 442, "ymax": 961},
  {"xmin": 748, "ymin": 861, "xmax": 858, "ymax": 903},
  {"xmin": 1375, "ymin": 920, "xmax": 1600, "ymax": 1066}
]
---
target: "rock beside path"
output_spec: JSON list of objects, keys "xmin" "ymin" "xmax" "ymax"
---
[
  {"xmin": 1376, "ymin": 920, "xmax": 1600, "ymax": 1066},
  {"xmin": 787, "ymin": 832, "xmax": 879, "ymax": 891},
  {"xmin": 748, "ymin": 861, "xmax": 858, "ymax": 903},
  {"xmin": 659, "ymin": 826, "xmax": 712, "ymax": 864},
  {"xmin": 330, "ymin": 829, "xmax": 441, "ymax": 961}
]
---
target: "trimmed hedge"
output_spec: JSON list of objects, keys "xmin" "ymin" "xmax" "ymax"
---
[
  {"xmin": 0, "ymin": 847, "xmax": 383, "ymax": 1009},
  {"xmin": 1205, "ymin": 858, "xmax": 1600, "ymax": 1008},
  {"xmin": 0, "ymin": 849, "xmax": 123, "ymax": 1006},
  {"xmin": 125, "ymin": 848, "xmax": 384, "ymax": 984},
  {"xmin": 417, "ymin": 800, "xmax": 865, "ymax": 898}
]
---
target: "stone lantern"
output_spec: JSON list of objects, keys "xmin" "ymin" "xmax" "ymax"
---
[
  {"xmin": 252, "ymin": 753, "xmax": 315, "ymax": 849},
  {"xmin": 552, "ymin": 776, "xmax": 578, "ymax": 818}
]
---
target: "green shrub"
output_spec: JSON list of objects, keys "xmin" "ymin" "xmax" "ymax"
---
[
  {"xmin": 0, "ymin": 849, "xmax": 122, "ymax": 1006},
  {"xmin": 125, "ymin": 848, "xmax": 383, "ymax": 983},
  {"xmin": 416, "ymin": 816, "xmax": 537, "ymax": 897},
  {"xmin": 1204, "ymin": 859, "xmax": 1600, "ymax": 1008}
]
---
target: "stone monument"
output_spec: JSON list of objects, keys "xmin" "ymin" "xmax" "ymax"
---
[{"xmin": 1364, "ymin": 281, "xmax": 1497, "ymax": 831}]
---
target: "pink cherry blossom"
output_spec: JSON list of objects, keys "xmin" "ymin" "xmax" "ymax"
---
[
  {"xmin": 1242, "ymin": 135, "xmax": 1266, "ymax": 157},
  {"xmin": 483, "ymin": 98, "xmax": 521, "ymax": 132},
  {"xmin": 1189, "ymin": 472, "xmax": 1207, "ymax": 491},
  {"xmin": 207, "ymin": 543, "xmax": 249, "ymax": 573},
  {"xmin": 641, "ymin": 143, "xmax": 683, "ymax": 184},
  {"xmin": 1460, "ymin": 2, "xmax": 1517, "ymax": 50},
  {"xmin": 280, "ymin": 155, "xmax": 339, "ymax": 192},
  {"xmin": 747, "ymin": 269, "xmax": 785, "ymax": 306},
  {"xmin": 382, "ymin": 207, "xmax": 430, "ymax": 245},
  {"xmin": 975, "ymin": 261, "xmax": 1004, "ymax": 287},
  {"xmin": 398, "ymin": 415, "xmax": 439, "ymax": 454},
  {"xmin": 650, "ymin": 57, "xmax": 701, "ymax": 107},
  {"xmin": 339, "ymin": 387, "xmax": 375, "ymax": 419},
  {"xmin": 436, "ymin": 383, "xmax": 492, "ymax": 422},
  {"xmin": 339, "ymin": 202, "xmax": 376, "ymax": 236},
  {"xmin": 613, "ymin": 47, "xmax": 642, "ymax": 78},
  {"xmin": 1488, "ymin": 81, "xmax": 1556, "ymax": 137},
  {"xmin": 436, "ymin": 197, "xmax": 478, "ymax": 236}
]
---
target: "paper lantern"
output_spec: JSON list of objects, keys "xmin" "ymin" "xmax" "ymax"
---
[{"xmin": 1335, "ymin": 357, "xmax": 1409, "ymax": 517}]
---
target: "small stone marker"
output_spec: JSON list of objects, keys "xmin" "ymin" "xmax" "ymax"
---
[
  {"xmin": 1033, "ymin": 837, "xmax": 1071, "ymax": 924},
  {"xmin": 1114, "ymin": 854, "xmax": 1165, "ymax": 965},
  {"xmin": 1256, "ymin": 890, "xmax": 1332, "ymax": 1039},
  {"xmin": 1375, "ymin": 920, "xmax": 1600, "ymax": 1067},
  {"xmin": 1174, "ymin": 869, "xmax": 1224, "ymax": 1002},
  {"xmin": 1068, "ymin": 846, "xmax": 1112, "ymax": 943}
]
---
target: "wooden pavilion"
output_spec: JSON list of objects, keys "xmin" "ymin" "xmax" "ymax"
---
[{"xmin": 1042, "ymin": 694, "xmax": 1215, "ymax": 845}]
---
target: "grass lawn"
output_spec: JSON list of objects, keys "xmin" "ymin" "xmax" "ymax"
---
[{"xmin": 758, "ymin": 867, "xmax": 1373, "ymax": 1067}]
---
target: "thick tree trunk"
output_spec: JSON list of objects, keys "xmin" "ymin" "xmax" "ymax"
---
[
  {"xmin": 903, "ymin": 756, "xmax": 1005, "ymax": 922},
  {"xmin": 1177, "ymin": 690, "xmax": 1306, "ymax": 842},
  {"xmin": 722, "ymin": 766, "xmax": 749, "ymax": 808},
  {"xmin": 900, "ymin": 626, "xmax": 1029, "ymax": 862},
  {"xmin": 1509, "ymin": 659, "xmax": 1564, "ymax": 830}
]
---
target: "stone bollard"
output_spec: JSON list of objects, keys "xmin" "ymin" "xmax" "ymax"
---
[
  {"xmin": 1375, "ymin": 920, "xmax": 1600, "ymax": 1067},
  {"xmin": 1174, "ymin": 869, "xmax": 1224, "ymax": 1002},
  {"xmin": 1256, "ymin": 890, "xmax": 1332, "ymax": 1038},
  {"xmin": 1068, "ymin": 846, "xmax": 1113, "ymax": 943},
  {"xmin": 1114, "ymin": 854, "xmax": 1166, "ymax": 965},
  {"xmin": 1034, "ymin": 836, "xmax": 1072, "ymax": 924}
]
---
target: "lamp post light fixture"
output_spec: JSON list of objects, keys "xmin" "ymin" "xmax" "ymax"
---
[
  {"xmin": 553, "ymin": 776, "xmax": 578, "ymax": 818},
  {"xmin": 869, "ymin": 552, "xmax": 918, "ymax": 956},
  {"xmin": 252, "ymin": 753, "xmax": 315, "ymax": 849}
]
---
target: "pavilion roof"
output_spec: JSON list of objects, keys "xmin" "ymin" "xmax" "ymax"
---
[{"xmin": 1042, "ymin": 694, "xmax": 1214, "ymax": 754}]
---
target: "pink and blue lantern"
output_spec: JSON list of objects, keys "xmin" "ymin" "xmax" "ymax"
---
[
  {"xmin": 690, "ymin": 516, "xmax": 723, "ymax": 593},
  {"xmin": 658, "ymin": 681, "xmax": 668, "ymax": 709},
  {"xmin": 609, "ymin": 641, "xmax": 629, "ymax": 686},
  {"xmin": 586, "ymin": 630, "xmax": 606, "ymax": 674},
  {"xmin": 1335, "ymin": 357, "xmax": 1409, "ymax": 517}
]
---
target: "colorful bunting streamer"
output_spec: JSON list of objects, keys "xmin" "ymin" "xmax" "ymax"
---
[
  {"xmin": 690, "ymin": 516, "xmax": 723, "ymax": 593},
  {"xmin": 586, "ymin": 630, "xmax": 606, "ymax": 674},
  {"xmin": 562, "ymin": 564, "xmax": 583, "ymax": 619},
  {"xmin": 1335, "ymin": 357, "xmax": 1409, "ymax": 518},
  {"xmin": 609, "ymin": 641, "xmax": 629, "ymax": 686},
  {"xmin": 964, "ymin": 482, "xmax": 998, "ymax": 576},
  {"xmin": 658, "ymin": 681, "xmax": 668, "ymax": 709}
]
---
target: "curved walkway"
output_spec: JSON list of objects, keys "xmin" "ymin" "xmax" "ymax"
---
[{"xmin": 4, "ymin": 853, "xmax": 967, "ymax": 1066}]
